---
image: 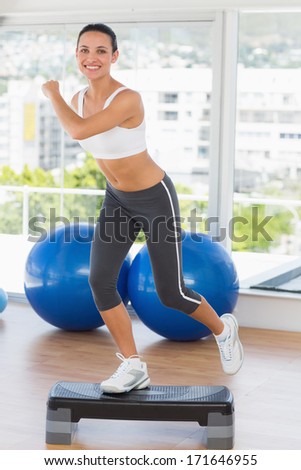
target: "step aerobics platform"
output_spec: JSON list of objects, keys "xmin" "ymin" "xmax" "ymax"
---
[{"xmin": 46, "ymin": 381, "xmax": 235, "ymax": 449}]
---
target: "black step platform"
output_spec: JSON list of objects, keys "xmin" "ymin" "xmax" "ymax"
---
[{"xmin": 46, "ymin": 382, "xmax": 234, "ymax": 449}]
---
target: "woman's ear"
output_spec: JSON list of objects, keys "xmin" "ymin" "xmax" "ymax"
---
[{"xmin": 111, "ymin": 49, "xmax": 119, "ymax": 64}]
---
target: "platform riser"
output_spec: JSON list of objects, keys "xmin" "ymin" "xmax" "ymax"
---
[
  {"xmin": 46, "ymin": 407, "xmax": 235, "ymax": 449},
  {"xmin": 46, "ymin": 383, "xmax": 235, "ymax": 450}
]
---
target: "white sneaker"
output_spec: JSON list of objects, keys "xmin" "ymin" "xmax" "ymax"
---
[
  {"xmin": 215, "ymin": 314, "xmax": 244, "ymax": 375},
  {"xmin": 101, "ymin": 353, "xmax": 150, "ymax": 394}
]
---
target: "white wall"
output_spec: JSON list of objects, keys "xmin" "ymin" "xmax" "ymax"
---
[{"xmin": 1, "ymin": 0, "xmax": 301, "ymax": 16}]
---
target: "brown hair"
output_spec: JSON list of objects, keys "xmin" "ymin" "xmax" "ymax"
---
[{"xmin": 77, "ymin": 23, "xmax": 118, "ymax": 52}]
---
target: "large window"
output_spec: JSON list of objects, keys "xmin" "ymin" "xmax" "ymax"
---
[
  {"xmin": 233, "ymin": 12, "xmax": 301, "ymax": 280},
  {"xmin": 0, "ymin": 20, "xmax": 214, "ymax": 295}
]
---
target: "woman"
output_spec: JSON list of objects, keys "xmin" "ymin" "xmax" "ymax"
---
[{"xmin": 42, "ymin": 23, "xmax": 243, "ymax": 393}]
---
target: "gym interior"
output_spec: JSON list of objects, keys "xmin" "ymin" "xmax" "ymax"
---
[{"xmin": 1, "ymin": 0, "xmax": 301, "ymax": 451}]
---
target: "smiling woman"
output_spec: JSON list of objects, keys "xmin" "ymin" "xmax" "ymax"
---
[{"xmin": 41, "ymin": 22, "xmax": 243, "ymax": 394}]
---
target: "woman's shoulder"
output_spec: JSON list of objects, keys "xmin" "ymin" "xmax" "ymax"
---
[{"xmin": 114, "ymin": 87, "xmax": 142, "ymax": 106}]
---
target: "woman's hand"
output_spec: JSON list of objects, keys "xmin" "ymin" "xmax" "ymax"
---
[{"xmin": 41, "ymin": 80, "xmax": 60, "ymax": 99}]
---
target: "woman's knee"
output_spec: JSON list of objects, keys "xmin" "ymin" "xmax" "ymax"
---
[
  {"xmin": 156, "ymin": 285, "xmax": 201, "ymax": 314},
  {"xmin": 89, "ymin": 268, "xmax": 115, "ymax": 297},
  {"xmin": 88, "ymin": 272, "xmax": 120, "ymax": 311},
  {"xmin": 156, "ymin": 286, "xmax": 181, "ymax": 310}
]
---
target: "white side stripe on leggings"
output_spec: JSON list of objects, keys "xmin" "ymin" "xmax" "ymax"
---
[{"xmin": 160, "ymin": 180, "xmax": 201, "ymax": 306}]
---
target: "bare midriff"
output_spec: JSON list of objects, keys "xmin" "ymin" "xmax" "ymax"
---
[{"xmin": 96, "ymin": 149, "xmax": 165, "ymax": 191}]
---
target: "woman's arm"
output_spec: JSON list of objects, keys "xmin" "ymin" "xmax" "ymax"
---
[{"xmin": 41, "ymin": 80, "xmax": 142, "ymax": 140}]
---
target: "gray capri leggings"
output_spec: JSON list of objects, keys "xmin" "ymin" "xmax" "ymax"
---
[{"xmin": 89, "ymin": 173, "xmax": 202, "ymax": 313}]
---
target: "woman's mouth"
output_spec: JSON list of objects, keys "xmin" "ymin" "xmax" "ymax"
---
[{"xmin": 85, "ymin": 65, "xmax": 101, "ymax": 70}]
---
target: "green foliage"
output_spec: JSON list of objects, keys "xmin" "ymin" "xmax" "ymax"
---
[
  {"xmin": 175, "ymin": 183, "xmax": 208, "ymax": 234},
  {"xmin": 0, "ymin": 154, "xmax": 106, "ymax": 235},
  {"xmin": 0, "ymin": 191, "xmax": 23, "ymax": 234},
  {"xmin": 62, "ymin": 154, "xmax": 106, "ymax": 224},
  {"xmin": 0, "ymin": 164, "xmax": 59, "ymax": 234},
  {"xmin": 232, "ymin": 204, "xmax": 293, "ymax": 252},
  {"xmin": 63, "ymin": 153, "xmax": 106, "ymax": 189},
  {"xmin": 0, "ymin": 159, "xmax": 296, "ymax": 253},
  {"xmin": 0, "ymin": 163, "xmax": 56, "ymax": 187}
]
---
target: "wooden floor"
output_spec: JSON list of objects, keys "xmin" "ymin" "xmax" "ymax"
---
[{"xmin": 1, "ymin": 301, "xmax": 301, "ymax": 450}]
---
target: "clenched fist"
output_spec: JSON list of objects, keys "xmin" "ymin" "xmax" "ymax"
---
[{"xmin": 41, "ymin": 80, "xmax": 60, "ymax": 99}]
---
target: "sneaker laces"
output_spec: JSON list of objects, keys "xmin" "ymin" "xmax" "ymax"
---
[
  {"xmin": 110, "ymin": 353, "xmax": 141, "ymax": 379},
  {"xmin": 218, "ymin": 334, "xmax": 233, "ymax": 361}
]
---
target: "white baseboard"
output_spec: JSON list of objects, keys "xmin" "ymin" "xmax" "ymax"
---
[{"xmin": 235, "ymin": 288, "xmax": 301, "ymax": 332}]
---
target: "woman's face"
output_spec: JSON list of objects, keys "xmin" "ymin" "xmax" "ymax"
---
[{"xmin": 76, "ymin": 31, "xmax": 118, "ymax": 80}]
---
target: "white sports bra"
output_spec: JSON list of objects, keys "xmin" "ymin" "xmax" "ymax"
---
[{"xmin": 76, "ymin": 86, "xmax": 147, "ymax": 159}]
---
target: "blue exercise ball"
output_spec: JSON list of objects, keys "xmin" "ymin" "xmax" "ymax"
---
[
  {"xmin": 127, "ymin": 232, "xmax": 239, "ymax": 341},
  {"xmin": 24, "ymin": 223, "xmax": 131, "ymax": 331},
  {"xmin": 0, "ymin": 288, "xmax": 8, "ymax": 313}
]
